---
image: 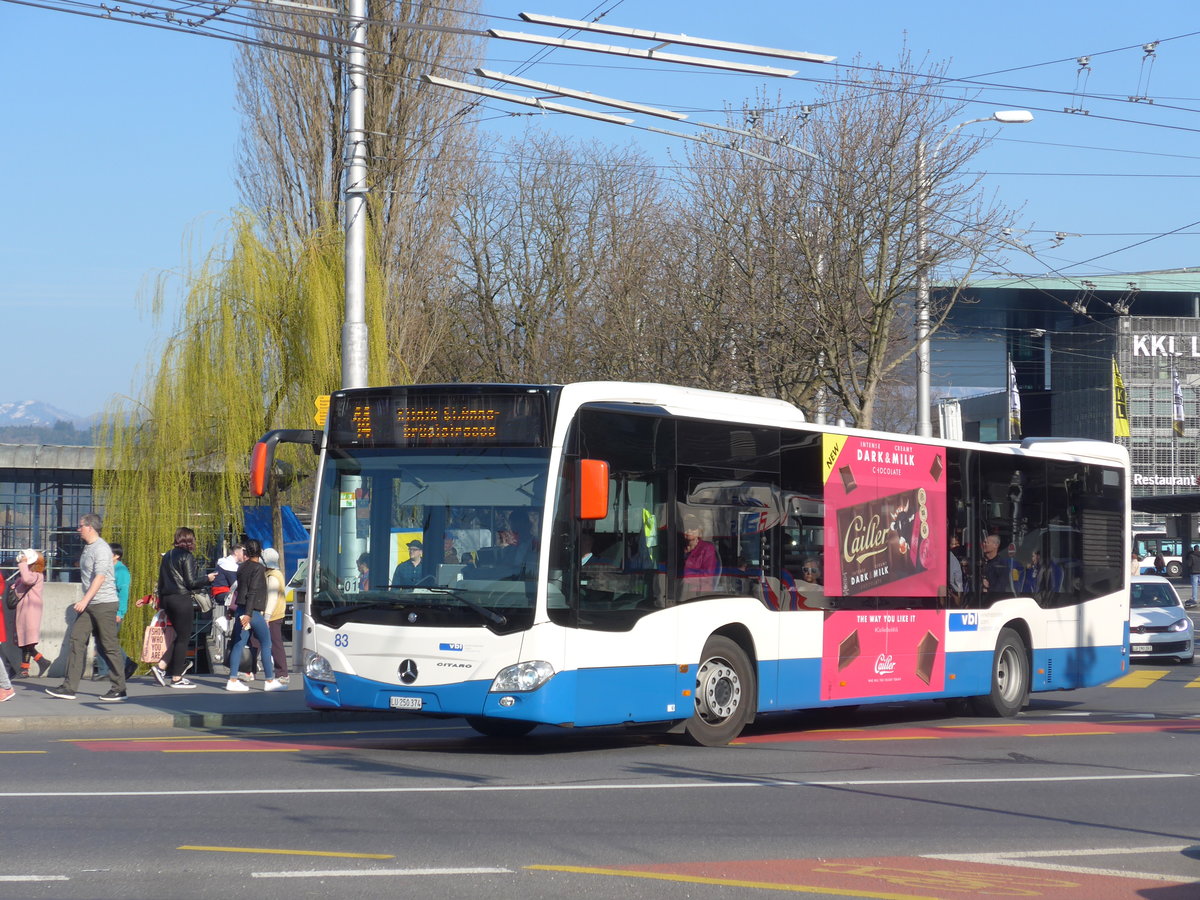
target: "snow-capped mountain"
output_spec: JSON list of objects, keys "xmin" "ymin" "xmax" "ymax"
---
[{"xmin": 0, "ymin": 400, "xmax": 89, "ymax": 428}]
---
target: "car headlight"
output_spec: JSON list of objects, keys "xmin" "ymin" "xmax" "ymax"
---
[
  {"xmin": 1169, "ymin": 618, "xmax": 1192, "ymax": 633},
  {"xmin": 490, "ymin": 660, "xmax": 555, "ymax": 693},
  {"xmin": 303, "ymin": 649, "xmax": 336, "ymax": 682}
]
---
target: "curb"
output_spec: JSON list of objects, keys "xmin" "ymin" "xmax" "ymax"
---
[{"xmin": 0, "ymin": 708, "xmax": 399, "ymax": 734}]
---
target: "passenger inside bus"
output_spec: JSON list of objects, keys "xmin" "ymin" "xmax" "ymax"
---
[{"xmin": 680, "ymin": 515, "xmax": 719, "ymax": 597}]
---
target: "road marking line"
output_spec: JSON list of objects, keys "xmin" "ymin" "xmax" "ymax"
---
[
  {"xmin": 179, "ymin": 845, "xmax": 393, "ymax": 859},
  {"xmin": 0, "ymin": 876, "xmax": 70, "ymax": 882},
  {"xmin": 937, "ymin": 845, "xmax": 1191, "ymax": 859},
  {"xmin": 1023, "ymin": 732, "xmax": 1115, "ymax": 737},
  {"xmin": 925, "ymin": 848, "xmax": 1191, "ymax": 883},
  {"xmin": 1108, "ymin": 670, "xmax": 1170, "ymax": 688},
  {"xmin": 0, "ymin": 751, "xmax": 47, "ymax": 754},
  {"xmin": 527, "ymin": 864, "xmax": 936, "ymax": 899},
  {"xmin": 2, "ymin": 771, "xmax": 1194, "ymax": 800},
  {"xmin": 161, "ymin": 748, "xmax": 300, "ymax": 753},
  {"xmin": 836, "ymin": 736, "xmax": 939, "ymax": 742},
  {"xmin": 252, "ymin": 867, "xmax": 512, "ymax": 878},
  {"xmin": 1186, "ymin": 677, "xmax": 1200, "ymax": 688}
]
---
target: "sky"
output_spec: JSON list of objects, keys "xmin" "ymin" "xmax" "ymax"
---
[{"xmin": 2, "ymin": 0, "xmax": 1198, "ymax": 417}]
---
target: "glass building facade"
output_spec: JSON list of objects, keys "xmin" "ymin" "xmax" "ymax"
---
[
  {"xmin": 934, "ymin": 269, "xmax": 1200, "ymax": 530},
  {"xmin": 0, "ymin": 444, "xmax": 97, "ymax": 581}
]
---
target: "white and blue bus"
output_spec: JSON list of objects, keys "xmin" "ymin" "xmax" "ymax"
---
[{"xmin": 252, "ymin": 382, "xmax": 1130, "ymax": 745}]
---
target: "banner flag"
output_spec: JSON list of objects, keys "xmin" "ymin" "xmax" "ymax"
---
[
  {"xmin": 1172, "ymin": 362, "xmax": 1185, "ymax": 438},
  {"xmin": 1112, "ymin": 357, "xmax": 1131, "ymax": 438},
  {"xmin": 1007, "ymin": 357, "xmax": 1022, "ymax": 440}
]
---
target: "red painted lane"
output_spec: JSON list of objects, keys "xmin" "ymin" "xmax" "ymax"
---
[
  {"xmin": 612, "ymin": 857, "xmax": 1193, "ymax": 898},
  {"xmin": 735, "ymin": 719, "xmax": 1200, "ymax": 744}
]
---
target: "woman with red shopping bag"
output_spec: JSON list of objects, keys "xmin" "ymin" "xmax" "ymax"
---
[{"xmin": 152, "ymin": 527, "xmax": 215, "ymax": 688}]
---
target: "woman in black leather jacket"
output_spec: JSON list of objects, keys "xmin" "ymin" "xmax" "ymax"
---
[{"xmin": 153, "ymin": 527, "xmax": 215, "ymax": 688}]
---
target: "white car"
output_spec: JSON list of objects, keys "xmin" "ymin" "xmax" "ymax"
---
[{"xmin": 1129, "ymin": 575, "xmax": 1194, "ymax": 664}]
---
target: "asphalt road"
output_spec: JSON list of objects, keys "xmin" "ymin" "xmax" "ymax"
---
[{"xmin": 2, "ymin": 662, "xmax": 1198, "ymax": 900}]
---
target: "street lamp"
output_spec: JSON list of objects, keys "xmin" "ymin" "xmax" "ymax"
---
[{"xmin": 915, "ymin": 110, "xmax": 1033, "ymax": 438}]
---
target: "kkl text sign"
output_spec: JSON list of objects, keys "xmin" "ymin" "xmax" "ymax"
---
[{"xmin": 1133, "ymin": 335, "xmax": 1200, "ymax": 357}]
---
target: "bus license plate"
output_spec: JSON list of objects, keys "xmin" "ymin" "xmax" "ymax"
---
[
  {"xmin": 1131, "ymin": 644, "xmax": 1154, "ymax": 653},
  {"xmin": 390, "ymin": 696, "xmax": 423, "ymax": 710}
]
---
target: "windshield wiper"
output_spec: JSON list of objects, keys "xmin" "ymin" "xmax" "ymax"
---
[{"xmin": 424, "ymin": 587, "xmax": 507, "ymax": 626}]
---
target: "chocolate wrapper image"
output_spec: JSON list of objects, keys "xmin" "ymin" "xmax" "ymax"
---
[
  {"xmin": 837, "ymin": 630, "xmax": 861, "ymax": 670},
  {"xmin": 915, "ymin": 630, "xmax": 940, "ymax": 684},
  {"xmin": 836, "ymin": 488, "xmax": 923, "ymax": 596}
]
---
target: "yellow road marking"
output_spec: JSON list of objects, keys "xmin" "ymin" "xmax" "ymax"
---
[
  {"xmin": 837, "ymin": 736, "xmax": 939, "ymax": 742},
  {"xmin": 0, "ymin": 750, "xmax": 47, "ymax": 754},
  {"xmin": 526, "ymin": 864, "xmax": 938, "ymax": 899},
  {"xmin": 1186, "ymin": 677, "xmax": 1200, "ymax": 688},
  {"xmin": 1108, "ymin": 670, "xmax": 1169, "ymax": 688},
  {"xmin": 180, "ymin": 846, "xmax": 393, "ymax": 859}
]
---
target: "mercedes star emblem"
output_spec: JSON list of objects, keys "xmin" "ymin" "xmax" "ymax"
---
[{"xmin": 398, "ymin": 659, "xmax": 419, "ymax": 684}]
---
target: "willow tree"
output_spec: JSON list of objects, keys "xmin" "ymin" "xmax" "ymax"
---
[
  {"xmin": 95, "ymin": 215, "xmax": 388, "ymax": 603},
  {"xmin": 235, "ymin": 0, "xmax": 483, "ymax": 383}
]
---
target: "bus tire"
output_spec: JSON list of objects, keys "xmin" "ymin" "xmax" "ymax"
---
[
  {"xmin": 465, "ymin": 717, "xmax": 537, "ymax": 738},
  {"xmin": 971, "ymin": 628, "xmax": 1029, "ymax": 718},
  {"xmin": 1168, "ymin": 561, "xmax": 1184, "ymax": 578},
  {"xmin": 685, "ymin": 636, "xmax": 755, "ymax": 746}
]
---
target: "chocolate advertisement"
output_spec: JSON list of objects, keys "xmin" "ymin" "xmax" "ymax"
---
[
  {"xmin": 822, "ymin": 435, "xmax": 947, "ymax": 598},
  {"xmin": 821, "ymin": 609, "xmax": 947, "ymax": 700}
]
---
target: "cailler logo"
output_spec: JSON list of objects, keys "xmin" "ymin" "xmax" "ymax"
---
[{"xmin": 874, "ymin": 654, "xmax": 897, "ymax": 675}]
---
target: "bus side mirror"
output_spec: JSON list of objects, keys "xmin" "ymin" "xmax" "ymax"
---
[
  {"xmin": 578, "ymin": 459, "xmax": 610, "ymax": 520},
  {"xmin": 250, "ymin": 441, "xmax": 271, "ymax": 498},
  {"xmin": 249, "ymin": 429, "xmax": 322, "ymax": 498}
]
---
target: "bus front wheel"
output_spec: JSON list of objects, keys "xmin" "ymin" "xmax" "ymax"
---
[
  {"xmin": 971, "ymin": 628, "xmax": 1029, "ymax": 717},
  {"xmin": 685, "ymin": 636, "xmax": 755, "ymax": 746}
]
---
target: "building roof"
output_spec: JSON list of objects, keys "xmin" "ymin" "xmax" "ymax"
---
[
  {"xmin": 953, "ymin": 268, "xmax": 1200, "ymax": 293},
  {"xmin": 0, "ymin": 443, "xmax": 97, "ymax": 471}
]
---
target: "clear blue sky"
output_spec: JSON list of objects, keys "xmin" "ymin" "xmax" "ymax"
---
[{"xmin": 2, "ymin": 0, "xmax": 1197, "ymax": 416}]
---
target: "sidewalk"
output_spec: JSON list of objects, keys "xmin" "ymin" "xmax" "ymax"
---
[{"xmin": 0, "ymin": 671, "xmax": 390, "ymax": 734}]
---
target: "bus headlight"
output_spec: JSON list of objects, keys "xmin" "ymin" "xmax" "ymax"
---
[
  {"xmin": 1169, "ymin": 618, "xmax": 1191, "ymax": 633},
  {"xmin": 303, "ymin": 649, "xmax": 336, "ymax": 683},
  {"xmin": 490, "ymin": 660, "xmax": 555, "ymax": 692}
]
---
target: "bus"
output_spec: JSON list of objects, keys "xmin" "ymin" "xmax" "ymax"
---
[
  {"xmin": 251, "ymin": 382, "xmax": 1130, "ymax": 745},
  {"xmin": 1132, "ymin": 533, "xmax": 1185, "ymax": 577}
]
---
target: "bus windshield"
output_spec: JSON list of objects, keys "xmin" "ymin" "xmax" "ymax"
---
[{"xmin": 310, "ymin": 447, "xmax": 549, "ymax": 634}]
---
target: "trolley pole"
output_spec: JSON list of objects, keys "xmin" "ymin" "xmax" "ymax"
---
[{"xmin": 342, "ymin": 0, "xmax": 369, "ymax": 390}]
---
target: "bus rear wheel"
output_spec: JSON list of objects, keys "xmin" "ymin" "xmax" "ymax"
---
[
  {"xmin": 465, "ymin": 717, "xmax": 537, "ymax": 738},
  {"xmin": 970, "ymin": 628, "xmax": 1029, "ymax": 717},
  {"xmin": 685, "ymin": 636, "xmax": 755, "ymax": 746}
]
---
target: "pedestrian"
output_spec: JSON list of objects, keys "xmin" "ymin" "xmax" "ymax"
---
[
  {"xmin": 94, "ymin": 542, "xmax": 132, "ymax": 680},
  {"xmin": 0, "ymin": 585, "xmax": 13, "ymax": 702},
  {"xmin": 224, "ymin": 538, "xmax": 286, "ymax": 693},
  {"xmin": 151, "ymin": 526, "xmax": 217, "ymax": 689},
  {"xmin": 262, "ymin": 547, "xmax": 289, "ymax": 685},
  {"xmin": 46, "ymin": 513, "xmax": 127, "ymax": 701},
  {"xmin": 12, "ymin": 549, "xmax": 49, "ymax": 678},
  {"xmin": 207, "ymin": 551, "xmax": 238, "ymax": 676},
  {"xmin": 1187, "ymin": 544, "xmax": 1200, "ymax": 609},
  {"xmin": 1154, "ymin": 551, "xmax": 1167, "ymax": 577}
]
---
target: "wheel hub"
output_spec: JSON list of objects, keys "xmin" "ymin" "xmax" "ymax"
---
[{"xmin": 696, "ymin": 657, "xmax": 741, "ymax": 722}]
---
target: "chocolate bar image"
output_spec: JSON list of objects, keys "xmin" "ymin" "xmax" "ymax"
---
[
  {"xmin": 839, "ymin": 465, "xmax": 857, "ymax": 493},
  {"xmin": 915, "ymin": 630, "xmax": 940, "ymax": 684},
  {"xmin": 837, "ymin": 630, "xmax": 861, "ymax": 670}
]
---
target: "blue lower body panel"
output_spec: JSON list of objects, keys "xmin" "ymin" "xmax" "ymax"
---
[{"xmin": 305, "ymin": 644, "xmax": 1127, "ymax": 725}]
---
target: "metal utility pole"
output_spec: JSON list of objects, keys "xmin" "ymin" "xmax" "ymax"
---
[
  {"xmin": 915, "ymin": 110, "xmax": 1033, "ymax": 437},
  {"xmin": 342, "ymin": 0, "xmax": 369, "ymax": 390}
]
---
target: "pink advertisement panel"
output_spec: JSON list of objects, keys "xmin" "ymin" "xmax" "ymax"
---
[
  {"xmin": 821, "ymin": 609, "xmax": 946, "ymax": 700},
  {"xmin": 822, "ymin": 435, "xmax": 947, "ymax": 598}
]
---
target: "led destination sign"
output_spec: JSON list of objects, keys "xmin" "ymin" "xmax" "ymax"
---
[{"xmin": 328, "ymin": 389, "xmax": 549, "ymax": 448}]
